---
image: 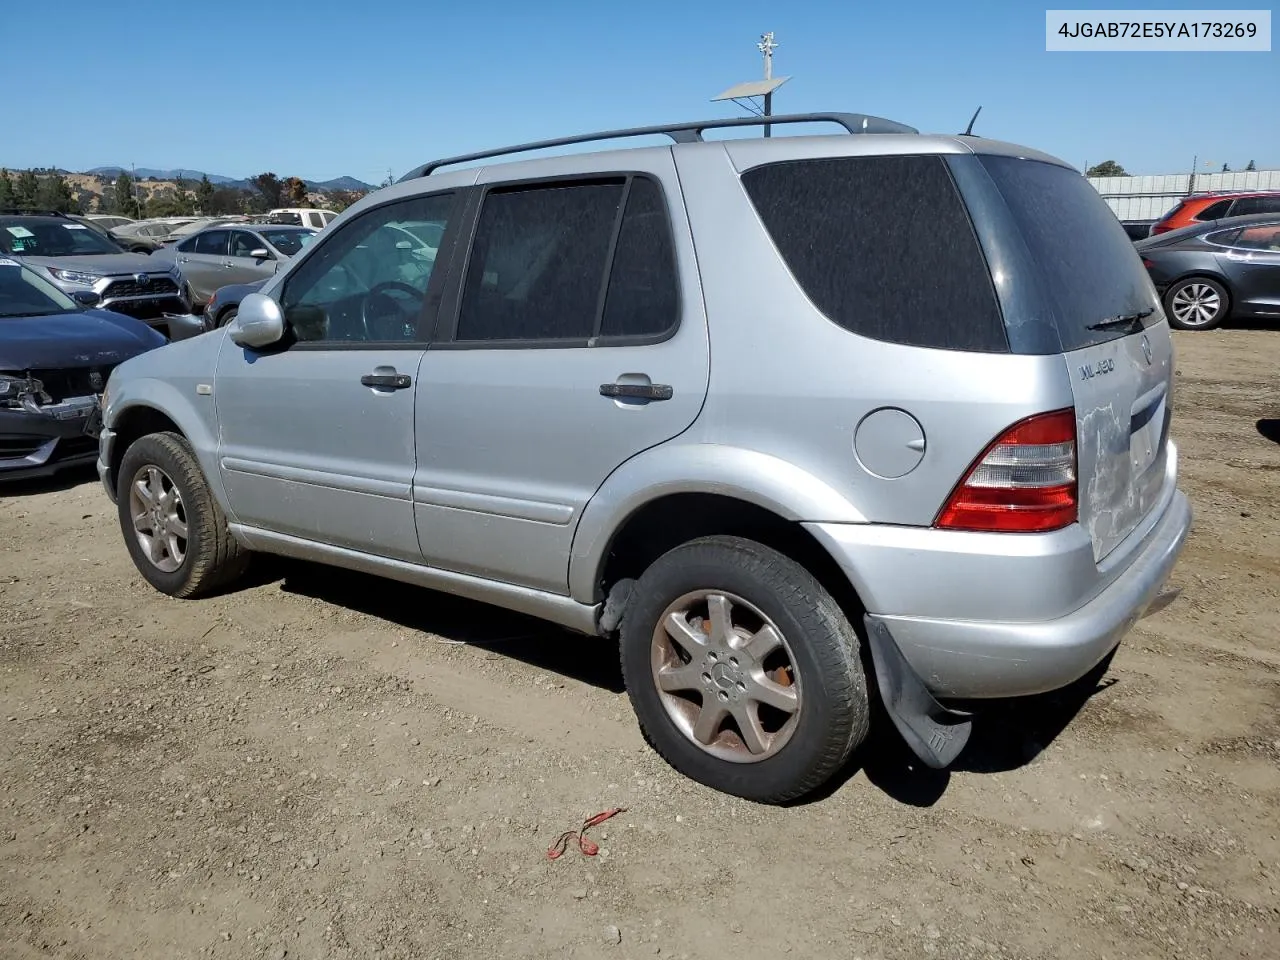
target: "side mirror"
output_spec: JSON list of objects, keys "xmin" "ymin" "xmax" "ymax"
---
[
  {"xmin": 229, "ymin": 292, "xmax": 286, "ymax": 349},
  {"xmin": 249, "ymin": 248, "xmax": 271, "ymax": 260},
  {"xmin": 72, "ymin": 290, "xmax": 101, "ymax": 308}
]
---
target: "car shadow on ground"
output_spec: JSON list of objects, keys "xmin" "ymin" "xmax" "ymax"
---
[
  {"xmin": 270, "ymin": 560, "xmax": 626, "ymax": 693},
  {"xmin": 1257, "ymin": 418, "xmax": 1280, "ymax": 445},
  {"xmin": 259, "ymin": 559, "xmax": 1137, "ymax": 807},
  {"xmin": 805, "ymin": 649, "xmax": 1122, "ymax": 808},
  {"xmin": 0, "ymin": 465, "xmax": 99, "ymax": 498}
]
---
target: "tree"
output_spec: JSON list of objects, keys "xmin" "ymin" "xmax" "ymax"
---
[
  {"xmin": 0, "ymin": 169, "xmax": 14, "ymax": 210},
  {"xmin": 283, "ymin": 176, "xmax": 308, "ymax": 207},
  {"xmin": 172, "ymin": 178, "xmax": 197, "ymax": 216},
  {"xmin": 208, "ymin": 187, "xmax": 248, "ymax": 216},
  {"xmin": 1085, "ymin": 160, "xmax": 1128, "ymax": 178},
  {"xmin": 323, "ymin": 189, "xmax": 366, "ymax": 212},
  {"xmin": 251, "ymin": 172, "xmax": 283, "ymax": 211},
  {"xmin": 113, "ymin": 172, "xmax": 141, "ymax": 218},
  {"xmin": 196, "ymin": 174, "xmax": 215, "ymax": 214},
  {"xmin": 35, "ymin": 171, "xmax": 78, "ymax": 213},
  {"xmin": 1221, "ymin": 162, "xmax": 1231, "ymax": 173},
  {"xmin": 13, "ymin": 170, "xmax": 40, "ymax": 212},
  {"xmin": 1246, "ymin": 159, "xmax": 1257, "ymax": 171}
]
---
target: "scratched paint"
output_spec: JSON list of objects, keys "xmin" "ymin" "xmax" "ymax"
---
[{"xmin": 1066, "ymin": 325, "xmax": 1174, "ymax": 564}]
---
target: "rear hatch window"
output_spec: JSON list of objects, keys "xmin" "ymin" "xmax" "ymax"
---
[{"xmin": 974, "ymin": 154, "xmax": 1163, "ymax": 352}]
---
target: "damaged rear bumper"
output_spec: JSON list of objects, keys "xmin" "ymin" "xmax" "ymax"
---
[{"xmin": 0, "ymin": 398, "xmax": 103, "ymax": 482}]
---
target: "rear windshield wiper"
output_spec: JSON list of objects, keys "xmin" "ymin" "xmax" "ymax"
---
[{"xmin": 1088, "ymin": 308, "xmax": 1154, "ymax": 331}]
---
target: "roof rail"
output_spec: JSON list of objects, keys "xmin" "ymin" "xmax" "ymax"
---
[{"xmin": 401, "ymin": 112, "xmax": 919, "ymax": 180}]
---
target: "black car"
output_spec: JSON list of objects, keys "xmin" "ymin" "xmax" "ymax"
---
[
  {"xmin": 1135, "ymin": 213, "xmax": 1280, "ymax": 331},
  {"xmin": 203, "ymin": 277, "xmax": 267, "ymax": 328},
  {"xmin": 1, "ymin": 256, "xmax": 165, "ymax": 481}
]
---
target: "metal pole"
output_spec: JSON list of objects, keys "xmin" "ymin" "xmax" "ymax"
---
[{"xmin": 759, "ymin": 32, "xmax": 776, "ymax": 138}]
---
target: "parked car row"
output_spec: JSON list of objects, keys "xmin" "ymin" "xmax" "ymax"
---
[{"xmin": 1136, "ymin": 212, "xmax": 1280, "ymax": 330}]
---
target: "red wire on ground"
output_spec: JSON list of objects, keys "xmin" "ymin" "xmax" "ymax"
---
[{"xmin": 546, "ymin": 807, "xmax": 627, "ymax": 860}]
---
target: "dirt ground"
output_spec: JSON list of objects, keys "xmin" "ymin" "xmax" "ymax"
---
[{"xmin": 2, "ymin": 330, "xmax": 1278, "ymax": 960}]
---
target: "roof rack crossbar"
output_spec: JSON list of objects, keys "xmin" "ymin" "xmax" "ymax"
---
[{"xmin": 401, "ymin": 112, "xmax": 919, "ymax": 180}]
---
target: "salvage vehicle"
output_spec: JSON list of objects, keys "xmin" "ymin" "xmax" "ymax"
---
[
  {"xmin": 151, "ymin": 224, "xmax": 316, "ymax": 313},
  {"xmin": 0, "ymin": 212, "xmax": 201, "ymax": 341},
  {"xmin": 1135, "ymin": 213, "xmax": 1280, "ymax": 330},
  {"xmin": 95, "ymin": 113, "xmax": 1192, "ymax": 803},
  {"xmin": 1, "ymin": 257, "xmax": 165, "ymax": 481}
]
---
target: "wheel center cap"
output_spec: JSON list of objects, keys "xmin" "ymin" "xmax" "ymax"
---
[{"xmin": 710, "ymin": 661, "xmax": 740, "ymax": 690}]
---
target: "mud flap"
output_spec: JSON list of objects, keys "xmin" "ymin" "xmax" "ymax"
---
[{"xmin": 864, "ymin": 615, "xmax": 973, "ymax": 769}]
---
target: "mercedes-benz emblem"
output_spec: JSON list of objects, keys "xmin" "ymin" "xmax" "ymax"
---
[{"xmin": 1140, "ymin": 334, "xmax": 1153, "ymax": 365}]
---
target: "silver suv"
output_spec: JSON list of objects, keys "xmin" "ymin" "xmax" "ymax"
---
[{"xmin": 95, "ymin": 113, "xmax": 1192, "ymax": 803}]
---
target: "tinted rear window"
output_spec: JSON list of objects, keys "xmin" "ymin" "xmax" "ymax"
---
[
  {"xmin": 1231, "ymin": 195, "xmax": 1280, "ymax": 216},
  {"xmin": 741, "ymin": 155, "xmax": 1007, "ymax": 352},
  {"xmin": 978, "ymin": 155, "xmax": 1159, "ymax": 352}
]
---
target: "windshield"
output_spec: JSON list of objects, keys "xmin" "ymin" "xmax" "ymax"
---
[
  {"xmin": 0, "ymin": 258, "xmax": 78, "ymax": 317},
  {"xmin": 0, "ymin": 220, "xmax": 124, "ymax": 257},
  {"xmin": 260, "ymin": 228, "xmax": 315, "ymax": 256},
  {"xmin": 977, "ymin": 155, "xmax": 1160, "ymax": 351}
]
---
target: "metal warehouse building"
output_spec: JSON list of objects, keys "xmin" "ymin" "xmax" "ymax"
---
[{"xmin": 1088, "ymin": 169, "xmax": 1280, "ymax": 223}]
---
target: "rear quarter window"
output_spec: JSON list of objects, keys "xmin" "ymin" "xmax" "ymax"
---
[
  {"xmin": 740, "ymin": 155, "xmax": 1007, "ymax": 352},
  {"xmin": 1195, "ymin": 199, "xmax": 1233, "ymax": 221}
]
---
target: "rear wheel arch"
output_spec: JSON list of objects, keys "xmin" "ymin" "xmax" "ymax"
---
[{"xmin": 591, "ymin": 492, "xmax": 867, "ymax": 630}]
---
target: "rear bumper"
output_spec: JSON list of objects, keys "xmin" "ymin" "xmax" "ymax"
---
[{"xmin": 805, "ymin": 479, "xmax": 1193, "ymax": 699}]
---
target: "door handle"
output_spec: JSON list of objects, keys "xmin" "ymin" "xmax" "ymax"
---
[
  {"xmin": 599, "ymin": 382, "xmax": 673, "ymax": 401},
  {"xmin": 361, "ymin": 372, "xmax": 412, "ymax": 390}
]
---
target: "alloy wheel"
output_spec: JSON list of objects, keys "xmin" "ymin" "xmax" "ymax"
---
[
  {"xmin": 1170, "ymin": 282, "xmax": 1223, "ymax": 327},
  {"xmin": 650, "ymin": 590, "xmax": 802, "ymax": 763},
  {"xmin": 127, "ymin": 464, "xmax": 188, "ymax": 573}
]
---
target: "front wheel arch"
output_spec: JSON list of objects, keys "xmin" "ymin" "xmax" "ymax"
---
[{"xmin": 109, "ymin": 406, "xmax": 186, "ymax": 497}]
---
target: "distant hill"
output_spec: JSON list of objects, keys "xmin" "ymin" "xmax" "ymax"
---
[{"xmin": 87, "ymin": 166, "xmax": 376, "ymax": 192}]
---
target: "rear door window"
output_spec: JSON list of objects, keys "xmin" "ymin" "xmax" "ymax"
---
[
  {"xmin": 1230, "ymin": 195, "xmax": 1280, "ymax": 217},
  {"xmin": 194, "ymin": 230, "xmax": 229, "ymax": 256},
  {"xmin": 455, "ymin": 180, "xmax": 625, "ymax": 343},
  {"xmin": 976, "ymin": 155, "xmax": 1161, "ymax": 351},
  {"xmin": 740, "ymin": 155, "xmax": 1007, "ymax": 352}
]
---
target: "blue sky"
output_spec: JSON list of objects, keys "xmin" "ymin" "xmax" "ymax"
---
[{"xmin": 1, "ymin": 0, "xmax": 1275, "ymax": 182}]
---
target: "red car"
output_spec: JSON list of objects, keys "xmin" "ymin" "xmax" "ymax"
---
[{"xmin": 1149, "ymin": 191, "xmax": 1280, "ymax": 236}]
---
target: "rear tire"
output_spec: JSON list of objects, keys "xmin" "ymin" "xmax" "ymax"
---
[
  {"xmin": 1164, "ymin": 276, "xmax": 1229, "ymax": 330},
  {"xmin": 619, "ymin": 535, "xmax": 869, "ymax": 804},
  {"xmin": 217, "ymin": 307, "xmax": 238, "ymax": 328},
  {"xmin": 116, "ymin": 431, "xmax": 249, "ymax": 598}
]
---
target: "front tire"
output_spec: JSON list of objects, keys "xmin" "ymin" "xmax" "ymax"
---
[
  {"xmin": 1164, "ymin": 276, "xmax": 1229, "ymax": 330},
  {"xmin": 116, "ymin": 432, "xmax": 249, "ymax": 598},
  {"xmin": 619, "ymin": 535, "xmax": 869, "ymax": 804}
]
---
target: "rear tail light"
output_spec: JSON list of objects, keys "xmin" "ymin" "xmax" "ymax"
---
[
  {"xmin": 1141, "ymin": 257, "xmax": 1155, "ymax": 269},
  {"xmin": 935, "ymin": 409, "xmax": 1078, "ymax": 533}
]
